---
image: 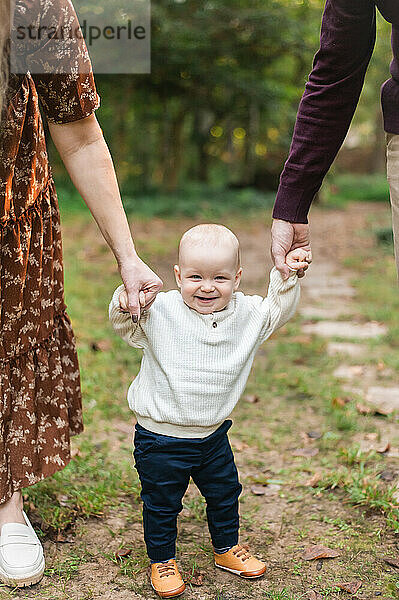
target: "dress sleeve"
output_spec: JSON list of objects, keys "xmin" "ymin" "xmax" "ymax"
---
[{"xmin": 14, "ymin": 0, "xmax": 100, "ymax": 123}]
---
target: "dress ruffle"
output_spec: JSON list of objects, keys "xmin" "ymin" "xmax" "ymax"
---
[{"xmin": 0, "ymin": 309, "xmax": 83, "ymax": 505}]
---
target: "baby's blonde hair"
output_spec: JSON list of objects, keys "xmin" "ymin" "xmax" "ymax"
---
[{"xmin": 178, "ymin": 224, "xmax": 241, "ymax": 271}]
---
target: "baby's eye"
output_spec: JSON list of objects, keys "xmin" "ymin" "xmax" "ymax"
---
[
  {"xmin": 215, "ymin": 276, "xmax": 227, "ymax": 281},
  {"xmin": 189, "ymin": 275, "xmax": 201, "ymax": 279}
]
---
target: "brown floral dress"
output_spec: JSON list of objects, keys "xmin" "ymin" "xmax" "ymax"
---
[{"xmin": 0, "ymin": 0, "xmax": 99, "ymax": 504}]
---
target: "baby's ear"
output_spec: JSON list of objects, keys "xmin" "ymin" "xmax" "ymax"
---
[
  {"xmin": 234, "ymin": 267, "xmax": 243, "ymax": 289},
  {"xmin": 174, "ymin": 265, "xmax": 181, "ymax": 287}
]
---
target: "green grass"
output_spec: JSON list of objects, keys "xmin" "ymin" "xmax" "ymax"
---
[
  {"xmin": 17, "ymin": 197, "xmax": 399, "ymax": 598},
  {"xmin": 25, "ymin": 439, "xmax": 140, "ymax": 531}
]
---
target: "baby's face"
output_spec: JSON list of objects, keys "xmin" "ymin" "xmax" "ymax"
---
[{"xmin": 174, "ymin": 245, "xmax": 242, "ymax": 314}]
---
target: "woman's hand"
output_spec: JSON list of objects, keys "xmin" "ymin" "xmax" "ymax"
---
[{"xmin": 119, "ymin": 257, "xmax": 163, "ymax": 322}]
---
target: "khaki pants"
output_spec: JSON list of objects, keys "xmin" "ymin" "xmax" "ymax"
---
[{"xmin": 386, "ymin": 133, "xmax": 399, "ymax": 280}]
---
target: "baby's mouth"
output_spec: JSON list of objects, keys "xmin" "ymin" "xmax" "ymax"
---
[{"xmin": 195, "ymin": 296, "xmax": 218, "ymax": 302}]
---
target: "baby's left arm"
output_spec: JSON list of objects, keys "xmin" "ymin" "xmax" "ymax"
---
[
  {"xmin": 258, "ymin": 248, "xmax": 310, "ymax": 342},
  {"xmin": 109, "ymin": 284, "xmax": 151, "ymax": 349}
]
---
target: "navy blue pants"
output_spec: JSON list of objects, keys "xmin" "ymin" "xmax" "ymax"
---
[{"xmin": 133, "ymin": 420, "xmax": 242, "ymax": 562}]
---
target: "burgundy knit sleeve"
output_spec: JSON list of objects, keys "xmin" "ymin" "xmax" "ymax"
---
[{"xmin": 273, "ymin": 0, "xmax": 376, "ymax": 223}]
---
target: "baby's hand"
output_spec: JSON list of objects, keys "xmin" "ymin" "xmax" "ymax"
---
[
  {"xmin": 285, "ymin": 248, "xmax": 312, "ymax": 272},
  {"xmin": 119, "ymin": 288, "xmax": 147, "ymax": 313}
]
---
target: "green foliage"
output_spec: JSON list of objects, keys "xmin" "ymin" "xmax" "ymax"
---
[
  {"xmin": 56, "ymin": 176, "xmax": 275, "ymax": 219},
  {"xmin": 50, "ymin": 0, "xmax": 330, "ymax": 193},
  {"xmin": 321, "ymin": 174, "xmax": 390, "ymax": 208}
]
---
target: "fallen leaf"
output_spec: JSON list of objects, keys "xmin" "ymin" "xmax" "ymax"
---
[
  {"xmin": 336, "ymin": 581, "xmax": 362, "ymax": 594},
  {"xmin": 244, "ymin": 394, "xmax": 259, "ymax": 404},
  {"xmin": 91, "ymin": 339, "xmax": 112, "ymax": 352},
  {"xmin": 183, "ymin": 569, "xmax": 204, "ymax": 586},
  {"xmin": 301, "ymin": 432, "xmax": 312, "ymax": 446},
  {"xmin": 306, "ymin": 592, "xmax": 322, "ymax": 600},
  {"xmin": 379, "ymin": 470, "xmax": 399, "ymax": 482},
  {"xmin": 307, "ymin": 431, "xmax": 322, "ymax": 440},
  {"xmin": 234, "ymin": 441, "xmax": 249, "ymax": 451},
  {"xmin": 376, "ymin": 442, "xmax": 390, "ymax": 454},
  {"xmin": 332, "ymin": 397, "xmax": 347, "ymax": 408},
  {"xmin": 251, "ymin": 485, "xmax": 266, "ymax": 496},
  {"xmin": 292, "ymin": 447, "xmax": 319, "ymax": 458},
  {"xmin": 383, "ymin": 556, "xmax": 399, "ymax": 568},
  {"xmin": 302, "ymin": 545, "xmax": 341, "ymax": 561},
  {"xmin": 56, "ymin": 494, "xmax": 69, "ymax": 507},
  {"xmin": 115, "ymin": 547, "xmax": 132, "ymax": 561},
  {"xmin": 305, "ymin": 472, "xmax": 322, "ymax": 487},
  {"xmin": 250, "ymin": 484, "xmax": 281, "ymax": 496},
  {"xmin": 359, "ymin": 437, "xmax": 391, "ymax": 454},
  {"xmin": 356, "ymin": 403, "xmax": 372, "ymax": 415},
  {"xmin": 56, "ymin": 531, "xmax": 74, "ymax": 543},
  {"xmin": 374, "ymin": 406, "xmax": 392, "ymax": 417}
]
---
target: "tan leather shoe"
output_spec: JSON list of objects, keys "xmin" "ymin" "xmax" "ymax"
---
[
  {"xmin": 214, "ymin": 544, "xmax": 266, "ymax": 578},
  {"xmin": 150, "ymin": 559, "xmax": 186, "ymax": 598}
]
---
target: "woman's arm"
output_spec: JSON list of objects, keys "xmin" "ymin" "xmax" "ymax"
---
[{"xmin": 49, "ymin": 114, "xmax": 162, "ymax": 322}]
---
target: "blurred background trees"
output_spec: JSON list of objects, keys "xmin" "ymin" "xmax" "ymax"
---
[{"xmin": 50, "ymin": 0, "xmax": 393, "ymax": 206}]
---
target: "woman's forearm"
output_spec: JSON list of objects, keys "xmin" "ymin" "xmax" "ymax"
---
[{"xmin": 48, "ymin": 114, "xmax": 138, "ymax": 267}]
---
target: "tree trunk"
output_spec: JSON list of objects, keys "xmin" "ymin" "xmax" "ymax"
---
[{"xmin": 164, "ymin": 106, "xmax": 186, "ymax": 193}]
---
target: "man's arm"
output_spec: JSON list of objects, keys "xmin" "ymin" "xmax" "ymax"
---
[{"xmin": 273, "ymin": 0, "xmax": 376, "ymax": 225}]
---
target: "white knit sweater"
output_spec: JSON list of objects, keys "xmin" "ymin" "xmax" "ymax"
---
[{"xmin": 109, "ymin": 267, "xmax": 300, "ymax": 438}]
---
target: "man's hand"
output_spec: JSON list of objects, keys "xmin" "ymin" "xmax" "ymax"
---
[
  {"xmin": 119, "ymin": 257, "xmax": 163, "ymax": 322},
  {"xmin": 271, "ymin": 219, "xmax": 312, "ymax": 280}
]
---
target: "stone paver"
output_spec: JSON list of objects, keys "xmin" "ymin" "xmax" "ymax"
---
[
  {"xmin": 365, "ymin": 386, "xmax": 399, "ymax": 414},
  {"xmin": 327, "ymin": 342, "xmax": 367, "ymax": 357},
  {"xmin": 302, "ymin": 321, "xmax": 387, "ymax": 339}
]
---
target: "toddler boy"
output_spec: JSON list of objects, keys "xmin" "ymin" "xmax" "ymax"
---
[{"xmin": 109, "ymin": 224, "xmax": 309, "ymax": 598}]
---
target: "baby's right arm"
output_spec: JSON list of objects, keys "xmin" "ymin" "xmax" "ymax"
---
[{"xmin": 108, "ymin": 284, "xmax": 150, "ymax": 349}]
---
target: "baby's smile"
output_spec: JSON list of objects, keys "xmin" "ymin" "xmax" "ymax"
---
[{"xmin": 194, "ymin": 295, "xmax": 219, "ymax": 302}]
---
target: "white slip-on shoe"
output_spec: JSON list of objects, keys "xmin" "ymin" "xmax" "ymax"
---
[{"xmin": 0, "ymin": 511, "xmax": 45, "ymax": 587}]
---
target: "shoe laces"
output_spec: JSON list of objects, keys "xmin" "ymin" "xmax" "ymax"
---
[
  {"xmin": 156, "ymin": 561, "xmax": 176, "ymax": 578},
  {"xmin": 232, "ymin": 545, "xmax": 252, "ymax": 563}
]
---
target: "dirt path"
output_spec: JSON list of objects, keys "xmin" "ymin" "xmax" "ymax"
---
[{"xmin": 4, "ymin": 201, "xmax": 399, "ymax": 600}]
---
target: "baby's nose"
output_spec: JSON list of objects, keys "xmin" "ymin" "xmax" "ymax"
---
[{"xmin": 201, "ymin": 281, "xmax": 215, "ymax": 291}]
